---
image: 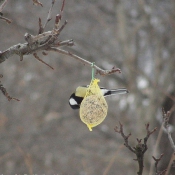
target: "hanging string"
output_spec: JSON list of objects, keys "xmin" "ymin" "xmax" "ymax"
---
[{"xmin": 91, "ymin": 62, "xmax": 95, "ymax": 80}]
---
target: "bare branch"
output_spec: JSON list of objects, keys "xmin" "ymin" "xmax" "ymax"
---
[
  {"xmin": 162, "ymin": 108, "xmax": 175, "ymax": 175},
  {"xmin": 54, "ymin": 0, "xmax": 65, "ymax": 29},
  {"xmin": 0, "ymin": 15, "xmax": 12, "ymax": 23},
  {"xmin": 49, "ymin": 48, "xmax": 121, "ymax": 76},
  {"xmin": 144, "ymin": 123, "xmax": 157, "ymax": 147},
  {"xmin": 60, "ymin": 0, "xmax": 65, "ymax": 13},
  {"xmin": 42, "ymin": 51, "xmax": 48, "ymax": 56},
  {"xmin": 114, "ymin": 122, "xmax": 134, "ymax": 153},
  {"xmin": 32, "ymin": 0, "xmax": 43, "ymax": 7},
  {"xmin": 0, "ymin": 0, "xmax": 122, "ymax": 101},
  {"xmin": 38, "ymin": 18, "xmax": 44, "ymax": 34},
  {"xmin": 42, "ymin": 0, "xmax": 55, "ymax": 31},
  {"xmin": 33, "ymin": 53, "xmax": 54, "ymax": 70},
  {"xmin": 152, "ymin": 154, "xmax": 167, "ymax": 174},
  {"xmin": 115, "ymin": 122, "xmax": 157, "ymax": 175},
  {"xmin": 57, "ymin": 20, "xmax": 67, "ymax": 33},
  {"xmin": 0, "ymin": 0, "xmax": 8, "ymax": 12},
  {"xmin": 0, "ymin": 0, "xmax": 121, "ymax": 77},
  {"xmin": 165, "ymin": 152, "xmax": 175, "ymax": 175},
  {"xmin": 54, "ymin": 14, "xmax": 61, "ymax": 30},
  {"xmin": 0, "ymin": 74, "xmax": 19, "ymax": 101},
  {"xmin": 57, "ymin": 39, "xmax": 74, "ymax": 47},
  {"xmin": 0, "ymin": 0, "xmax": 12, "ymax": 23},
  {"xmin": 96, "ymin": 66, "xmax": 121, "ymax": 75},
  {"xmin": 0, "ymin": 29, "xmax": 61, "ymax": 63},
  {"xmin": 162, "ymin": 108, "xmax": 175, "ymax": 151}
]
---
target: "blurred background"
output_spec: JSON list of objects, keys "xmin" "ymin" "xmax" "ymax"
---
[{"xmin": 0, "ymin": 0, "xmax": 175, "ymax": 174}]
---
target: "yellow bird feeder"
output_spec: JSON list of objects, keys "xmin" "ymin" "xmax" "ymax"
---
[{"xmin": 80, "ymin": 78, "xmax": 108, "ymax": 131}]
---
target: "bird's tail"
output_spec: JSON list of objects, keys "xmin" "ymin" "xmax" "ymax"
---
[{"xmin": 105, "ymin": 88, "xmax": 129, "ymax": 96}]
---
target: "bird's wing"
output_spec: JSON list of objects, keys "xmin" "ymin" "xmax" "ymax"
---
[{"xmin": 102, "ymin": 88, "xmax": 129, "ymax": 97}]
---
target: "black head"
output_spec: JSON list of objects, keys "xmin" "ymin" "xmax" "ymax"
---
[{"xmin": 69, "ymin": 93, "xmax": 83, "ymax": 109}]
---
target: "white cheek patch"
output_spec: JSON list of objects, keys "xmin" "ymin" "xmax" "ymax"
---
[
  {"xmin": 69, "ymin": 98, "xmax": 78, "ymax": 105},
  {"xmin": 101, "ymin": 89, "xmax": 108, "ymax": 95}
]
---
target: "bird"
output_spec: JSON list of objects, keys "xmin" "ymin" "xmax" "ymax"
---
[{"xmin": 69, "ymin": 86, "xmax": 129, "ymax": 109}]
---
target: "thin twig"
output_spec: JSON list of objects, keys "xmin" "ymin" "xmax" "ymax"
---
[
  {"xmin": 61, "ymin": 0, "xmax": 65, "ymax": 13},
  {"xmin": 159, "ymin": 108, "xmax": 175, "ymax": 175},
  {"xmin": 32, "ymin": 0, "xmax": 43, "ymax": 7},
  {"xmin": 162, "ymin": 108, "xmax": 175, "ymax": 175},
  {"xmin": 0, "ymin": 74, "xmax": 19, "ymax": 101},
  {"xmin": 165, "ymin": 152, "xmax": 175, "ymax": 175},
  {"xmin": 54, "ymin": 14, "xmax": 61, "ymax": 29},
  {"xmin": 57, "ymin": 39, "xmax": 74, "ymax": 47},
  {"xmin": 149, "ymin": 124, "xmax": 164, "ymax": 175},
  {"xmin": 57, "ymin": 20, "xmax": 67, "ymax": 33},
  {"xmin": 33, "ymin": 53, "xmax": 54, "ymax": 70},
  {"xmin": 0, "ymin": 0, "xmax": 8, "ymax": 12},
  {"xmin": 162, "ymin": 108, "xmax": 175, "ymax": 151},
  {"xmin": 0, "ymin": 0, "xmax": 12, "ymax": 23},
  {"xmin": 0, "ymin": 15, "xmax": 12, "ymax": 23},
  {"xmin": 152, "ymin": 154, "xmax": 166, "ymax": 174},
  {"xmin": 38, "ymin": 18, "xmax": 43, "ymax": 34},
  {"xmin": 0, "ymin": 84, "xmax": 20, "ymax": 101},
  {"xmin": 54, "ymin": 0, "xmax": 65, "ymax": 30},
  {"xmin": 33, "ymin": 53, "xmax": 54, "ymax": 69},
  {"xmin": 42, "ymin": 0, "xmax": 55, "ymax": 31},
  {"xmin": 48, "ymin": 48, "xmax": 121, "ymax": 76},
  {"xmin": 144, "ymin": 123, "xmax": 157, "ymax": 147},
  {"xmin": 114, "ymin": 122, "xmax": 134, "ymax": 153}
]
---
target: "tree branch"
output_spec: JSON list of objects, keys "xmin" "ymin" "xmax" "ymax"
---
[
  {"xmin": 32, "ymin": 0, "xmax": 43, "ymax": 7},
  {"xmin": 0, "ymin": 0, "xmax": 122, "ymax": 100},
  {"xmin": 0, "ymin": 0, "xmax": 8, "ymax": 12},
  {"xmin": 162, "ymin": 108, "xmax": 175, "ymax": 151},
  {"xmin": 0, "ymin": 0, "xmax": 121, "ymax": 76},
  {"xmin": 0, "ymin": 15, "xmax": 11, "ymax": 23},
  {"xmin": 152, "ymin": 154, "xmax": 167, "ymax": 175},
  {"xmin": 0, "ymin": 75, "xmax": 20, "ymax": 101},
  {"xmin": 162, "ymin": 108, "xmax": 175, "ymax": 175},
  {"xmin": 48, "ymin": 47, "xmax": 121, "ymax": 76},
  {"xmin": 114, "ymin": 122, "xmax": 134, "ymax": 153},
  {"xmin": 42, "ymin": 0, "xmax": 55, "ymax": 32},
  {"xmin": 0, "ymin": 0, "xmax": 11, "ymax": 23},
  {"xmin": 115, "ymin": 122, "xmax": 157, "ymax": 175}
]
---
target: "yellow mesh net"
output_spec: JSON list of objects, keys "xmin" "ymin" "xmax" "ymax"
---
[{"xmin": 79, "ymin": 79, "xmax": 108, "ymax": 131}]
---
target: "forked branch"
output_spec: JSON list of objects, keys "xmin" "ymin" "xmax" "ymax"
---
[
  {"xmin": 152, "ymin": 154, "xmax": 167, "ymax": 175},
  {"xmin": 115, "ymin": 122, "xmax": 157, "ymax": 175}
]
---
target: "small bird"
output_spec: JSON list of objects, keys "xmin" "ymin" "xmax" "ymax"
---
[{"xmin": 69, "ymin": 86, "xmax": 129, "ymax": 109}]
